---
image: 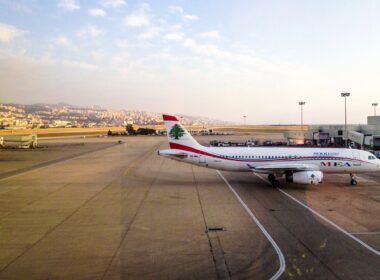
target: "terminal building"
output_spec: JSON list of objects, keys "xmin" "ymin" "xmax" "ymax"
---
[{"xmin": 287, "ymin": 116, "xmax": 380, "ymax": 151}]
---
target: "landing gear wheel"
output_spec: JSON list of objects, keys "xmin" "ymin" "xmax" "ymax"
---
[
  {"xmin": 272, "ymin": 179, "xmax": 280, "ymax": 188},
  {"xmin": 349, "ymin": 173, "xmax": 357, "ymax": 186},
  {"xmin": 268, "ymin": 174, "xmax": 275, "ymax": 182}
]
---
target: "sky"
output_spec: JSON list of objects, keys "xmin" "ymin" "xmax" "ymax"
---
[{"xmin": 0, "ymin": 0, "xmax": 380, "ymax": 124}]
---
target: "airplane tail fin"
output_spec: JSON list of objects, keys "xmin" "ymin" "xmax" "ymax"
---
[{"xmin": 162, "ymin": 114, "xmax": 201, "ymax": 149}]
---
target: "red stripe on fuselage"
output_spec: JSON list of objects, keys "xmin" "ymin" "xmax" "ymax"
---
[
  {"xmin": 163, "ymin": 114, "xmax": 178, "ymax": 121},
  {"xmin": 168, "ymin": 142, "xmax": 366, "ymax": 163},
  {"xmin": 169, "ymin": 142, "xmax": 217, "ymax": 157}
]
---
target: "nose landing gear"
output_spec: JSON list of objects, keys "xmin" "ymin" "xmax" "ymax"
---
[{"xmin": 350, "ymin": 173, "xmax": 358, "ymax": 186}]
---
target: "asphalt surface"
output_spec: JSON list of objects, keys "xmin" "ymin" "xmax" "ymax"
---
[{"xmin": 0, "ymin": 136, "xmax": 379, "ymax": 279}]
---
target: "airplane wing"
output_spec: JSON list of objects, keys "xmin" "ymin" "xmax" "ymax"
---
[{"xmin": 247, "ymin": 163, "xmax": 320, "ymax": 173}]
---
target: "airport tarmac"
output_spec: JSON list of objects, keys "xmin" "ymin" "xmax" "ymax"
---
[{"xmin": 0, "ymin": 136, "xmax": 379, "ymax": 279}]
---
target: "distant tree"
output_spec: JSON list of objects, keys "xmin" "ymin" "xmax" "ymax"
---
[
  {"xmin": 126, "ymin": 124, "xmax": 135, "ymax": 135},
  {"xmin": 107, "ymin": 129, "xmax": 112, "ymax": 136},
  {"xmin": 136, "ymin": 128, "xmax": 157, "ymax": 135},
  {"xmin": 169, "ymin": 124, "xmax": 185, "ymax": 139},
  {"xmin": 136, "ymin": 128, "xmax": 147, "ymax": 135}
]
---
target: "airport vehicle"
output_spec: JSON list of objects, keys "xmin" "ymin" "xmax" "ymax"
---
[
  {"xmin": 0, "ymin": 134, "xmax": 37, "ymax": 149},
  {"xmin": 158, "ymin": 114, "xmax": 380, "ymax": 187}
]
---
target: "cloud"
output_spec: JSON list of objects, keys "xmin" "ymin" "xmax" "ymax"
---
[
  {"xmin": 50, "ymin": 35, "xmax": 79, "ymax": 52},
  {"xmin": 102, "ymin": 0, "xmax": 126, "ymax": 8},
  {"xmin": 52, "ymin": 35, "xmax": 70, "ymax": 47},
  {"xmin": 168, "ymin": 5, "xmax": 199, "ymax": 21},
  {"xmin": 116, "ymin": 39, "xmax": 129, "ymax": 50},
  {"xmin": 58, "ymin": 0, "xmax": 80, "ymax": 11},
  {"xmin": 124, "ymin": 4, "xmax": 150, "ymax": 28},
  {"xmin": 91, "ymin": 50, "xmax": 105, "ymax": 62},
  {"xmin": 182, "ymin": 38, "xmax": 277, "ymax": 72},
  {"xmin": 61, "ymin": 59, "xmax": 100, "ymax": 71},
  {"xmin": 168, "ymin": 5, "xmax": 183, "ymax": 14},
  {"xmin": 138, "ymin": 27, "xmax": 163, "ymax": 39},
  {"xmin": 168, "ymin": 24, "xmax": 182, "ymax": 31},
  {"xmin": 198, "ymin": 31, "xmax": 219, "ymax": 39},
  {"xmin": 182, "ymin": 14, "xmax": 199, "ymax": 21},
  {"xmin": 77, "ymin": 25, "xmax": 105, "ymax": 38},
  {"xmin": 183, "ymin": 38, "xmax": 225, "ymax": 58},
  {"xmin": 88, "ymin": 8, "xmax": 106, "ymax": 17},
  {"xmin": 125, "ymin": 14, "xmax": 150, "ymax": 28},
  {"xmin": 164, "ymin": 32, "xmax": 185, "ymax": 41},
  {"xmin": 0, "ymin": 22, "xmax": 27, "ymax": 43}
]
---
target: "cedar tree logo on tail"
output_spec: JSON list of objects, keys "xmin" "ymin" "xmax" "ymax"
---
[{"xmin": 169, "ymin": 124, "xmax": 185, "ymax": 139}]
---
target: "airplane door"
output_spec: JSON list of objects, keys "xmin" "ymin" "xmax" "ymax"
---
[
  {"xmin": 199, "ymin": 155, "xmax": 206, "ymax": 164},
  {"xmin": 353, "ymin": 151, "xmax": 360, "ymax": 160},
  {"xmin": 352, "ymin": 151, "xmax": 362, "ymax": 172}
]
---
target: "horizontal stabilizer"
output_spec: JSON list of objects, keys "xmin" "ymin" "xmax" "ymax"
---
[{"xmin": 158, "ymin": 149, "xmax": 188, "ymax": 158}]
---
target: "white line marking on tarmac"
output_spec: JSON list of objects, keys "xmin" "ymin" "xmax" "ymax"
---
[
  {"xmin": 254, "ymin": 173, "xmax": 380, "ymax": 257},
  {"xmin": 216, "ymin": 170, "xmax": 286, "ymax": 280},
  {"xmin": 351, "ymin": 231, "xmax": 380, "ymax": 235}
]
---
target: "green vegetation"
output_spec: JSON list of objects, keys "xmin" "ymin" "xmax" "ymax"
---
[
  {"xmin": 126, "ymin": 124, "xmax": 136, "ymax": 135},
  {"xmin": 169, "ymin": 124, "xmax": 185, "ymax": 139}
]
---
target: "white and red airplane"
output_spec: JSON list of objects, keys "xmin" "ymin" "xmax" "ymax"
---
[{"xmin": 158, "ymin": 114, "xmax": 380, "ymax": 187}]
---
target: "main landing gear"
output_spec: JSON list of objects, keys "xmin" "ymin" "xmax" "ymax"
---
[
  {"xmin": 268, "ymin": 174, "xmax": 281, "ymax": 188},
  {"xmin": 350, "ymin": 173, "xmax": 358, "ymax": 186}
]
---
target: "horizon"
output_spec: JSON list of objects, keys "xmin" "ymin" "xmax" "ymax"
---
[
  {"xmin": 1, "ymin": 1, "xmax": 380, "ymax": 124},
  {"xmin": 2, "ymin": 101, "xmax": 376, "ymax": 126}
]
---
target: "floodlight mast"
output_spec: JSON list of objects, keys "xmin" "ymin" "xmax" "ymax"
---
[
  {"xmin": 298, "ymin": 101, "xmax": 305, "ymax": 129},
  {"xmin": 341, "ymin": 92, "xmax": 350, "ymax": 147},
  {"xmin": 372, "ymin": 103, "xmax": 378, "ymax": 116}
]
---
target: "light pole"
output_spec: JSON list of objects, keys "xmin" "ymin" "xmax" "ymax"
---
[
  {"xmin": 372, "ymin": 103, "xmax": 378, "ymax": 116},
  {"xmin": 243, "ymin": 115, "xmax": 246, "ymax": 126},
  {"xmin": 341, "ymin": 92, "xmax": 350, "ymax": 147},
  {"xmin": 298, "ymin": 101, "xmax": 305, "ymax": 129}
]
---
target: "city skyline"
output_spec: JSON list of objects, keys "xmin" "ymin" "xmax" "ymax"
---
[
  {"xmin": 0, "ymin": 102, "xmax": 230, "ymax": 129},
  {"xmin": 1, "ymin": 0, "xmax": 380, "ymax": 124}
]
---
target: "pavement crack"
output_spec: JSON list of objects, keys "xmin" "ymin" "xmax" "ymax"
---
[
  {"xmin": 192, "ymin": 166, "xmax": 231, "ymax": 280},
  {"xmin": 0, "ymin": 182, "xmax": 71, "ymax": 223},
  {"xmin": 100, "ymin": 143, "xmax": 165, "ymax": 280},
  {"xmin": 0, "ymin": 179, "xmax": 117, "ymax": 274},
  {"xmin": 0, "ymin": 142, "xmax": 119, "ymax": 181},
  {"xmin": 239, "ymin": 176, "xmax": 343, "ymax": 280}
]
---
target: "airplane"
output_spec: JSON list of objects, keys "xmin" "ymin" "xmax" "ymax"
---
[{"xmin": 158, "ymin": 114, "xmax": 380, "ymax": 187}]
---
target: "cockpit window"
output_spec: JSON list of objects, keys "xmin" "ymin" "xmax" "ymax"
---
[{"xmin": 368, "ymin": 156, "xmax": 376, "ymax": 160}]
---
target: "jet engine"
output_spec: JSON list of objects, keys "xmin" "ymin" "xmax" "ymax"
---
[{"xmin": 286, "ymin": 171, "xmax": 323, "ymax": 185}]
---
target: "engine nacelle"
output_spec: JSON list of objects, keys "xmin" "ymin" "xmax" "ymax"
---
[{"xmin": 289, "ymin": 171, "xmax": 323, "ymax": 185}]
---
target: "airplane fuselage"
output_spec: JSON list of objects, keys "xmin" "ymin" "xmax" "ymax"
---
[{"xmin": 161, "ymin": 145, "xmax": 380, "ymax": 174}]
